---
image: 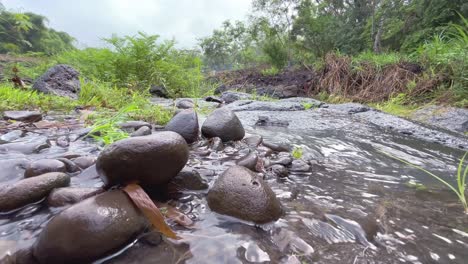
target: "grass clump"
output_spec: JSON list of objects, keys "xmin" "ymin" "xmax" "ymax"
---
[
  {"xmin": 381, "ymin": 150, "xmax": 468, "ymax": 214},
  {"xmin": 371, "ymin": 93, "xmax": 419, "ymax": 117},
  {"xmin": 261, "ymin": 67, "xmax": 280, "ymax": 76}
]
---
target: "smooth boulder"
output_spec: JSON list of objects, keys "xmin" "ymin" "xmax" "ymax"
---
[
  {"xmin": 24, "ymin": 159, "xmax": 66, "ymax": 178},
  {"xmin": 3, "ymin": 111, "xmax": 42, "ymax": 122},
  {"xmin": 96, "ymin": 132, "xmax": 189, "ymax": 187},
  {"xmin": 0, "ymin": 172, "xmax": 70, "ymax": 212},
  {"xmin": 165, "ymin": 109, "xmax": 199, "ymax": 144},
  {"xmin": 207, "ymin": 166, "xmax": 282, "ymax": 224},
  {"xmin": 33, "ymin": 190, "xmax": 148, "ymax": 264},
  {"xmin": 47, "ymin": 187, "xmax": 103, "ymax": 207},
  {"xmin": 201, "ymin": 108, "xmax": 245, "ymax": 142},
  {"xmin": 32, "ymin": 64, "xmax": 80, "ymax": 99}
]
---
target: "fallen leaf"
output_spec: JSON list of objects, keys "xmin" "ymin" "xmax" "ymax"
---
[
  {"xmin": 155, "ymin": 202, "xmax": 194, "ymax": 228},
  {"xmin": 123, "ymin": 183, "xmax": 178, "ymax": 239}
]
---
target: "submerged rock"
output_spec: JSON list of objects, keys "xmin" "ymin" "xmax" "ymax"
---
[
  {"xmin": 270, "ymin": 152, "xmax": 293, "ymax": 166},
  {"xmin": 47, "ymin": 187, "xmax": 103, "ymax": 207},
  {"xmin": 202, "ymin": 108, "xmax": 245, "ymax": 142},
  {"xmin": 32, "ymin": 64, "xmax": 80, "ymax": 99},
  {"xmin": 207, "ymin": 166, "xmax": 282, "ymax": 223},
  {"xmin": 165, "ymin": 109, "xmax": 199, "ymax": 144},
  {"xmin": 0, "ymin": 172, "xmax": 70, "ymax": 212},
  {"xmin": 209, "ymin": 137, "xmax": 224, "ymax": 151},
  {"xmin": 3, "ymin": 111, "xmax": 42, "ymax": 122},
  {"xmin": 24, "ymin": 159, "xmax": 66, "ymax": 178},
  {"xmin": 33, "ymin": 190, "xmax": 148, "ymax": 264},
  {"xmin": 169, "ymin": 168, "xmax": 208, "ymax": 191},
  {"xmin": 267, "ymin": 164, "xmax": 288, "ymax": 178},
  {"xmin": 243, "ymin": 134, "xmax": 263, "ymax": 148},
  {"xmin": 96, "ymin": 132, "xmax": 189, "ymax": 187},
  {"xmin": 236, "ymin": 151, "xmax": 259, "ymax": 171},
  {"xmin": 0, "ymin": 130, "xmax": 24, "ymax": 142},
  {"xmin": 0, "ymin": 138, "xmax": 50, "ymax": 154},
  {"xmin": 71, "ymin": 156, "xmax": 96, "ymax": 169}
]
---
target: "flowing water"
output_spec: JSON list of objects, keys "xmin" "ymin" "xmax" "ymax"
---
[{"xmin": 1, "ymin": 106, "xmax": 467, "ymax": 264}]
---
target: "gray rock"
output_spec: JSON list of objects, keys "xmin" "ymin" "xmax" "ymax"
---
[
  {"xmin": 0, "ymin": 138, "xmax": 50, "ymax": 154},
  {"xmin": 202, "ymin": 108, "xmax": 245, "ymax": 142},
  {"xmin": 56, "ymin": 136, "xmax": 69, "ymax": 147},
  {"xmin": 165, "ymin": 109, "xmax": 199, "ymax": 144},
  {"xmin": 176, "ymin": 99, "xmax": 195, "ymax": 109},
  {"xmin": 221, "ymin": 91, "xmax": 252, "ymax": 103},
  {"xmin": 290, "ymin": 160, "xmax": 311, "ymax": 172},
  {"xmin": 0, "ymin": 130, "xmax": 23, "ymax": 142},
  {"xmin": 131, "ymin": 126, "xmax": 152, "ymax": 137},
  {"xmin": 267, "ymin": 164, "xmax": 288, "ymax": 178},
  {"xmin": 236, "ymin": 151, "xmax": 259, "ymax": 171},
  {"xmin": 71, "ymin": 156, "xmax": 96, "ymax": 169},
  {"xmin": 209, "ymin": 137, "xmax": 224, "ymax": 151},
  {"xmin": 0, "ymin": 158, "xmax": 28, "ymax": 182},
  {"xmin": 0, "ymin": 172, "xmax": 70, "ymax": 212},
  {"xmin": 56, "ymin": 158, "xmax": 81, "ymax": 173},
  {"xmin": 32, "ymin": 64, "xmax": 80, "ymax": 99},
  {"xmin": 225, "ymin": 98, "xmax": 320, "ymax": 112},
  {"xmin": 96, "ymin": 131, "xmax": 189, "ymax": 187},
  {"xmin": 255, "ymin": 116, "xmax": 289, "ymax": 127},
  {"xmin": 205, "ymin": 96, "xmax": 224, "ymax": 104},
  {"xmin": 410, "ymin": 105, "xmax": 468, "ymax": 134},
  {"xmin": 262, "ymin": 140, "xmax": 291, "ymax": 152},
  {"xmin": 33, "ymin": 190, "xmax": 148, "ymax": 264},
  {"xmin": 47, "ymin": 187, "xmax": 103, "ymax": 207},
  {"xmin": 271, "ymin": 152, "xmax": 293, "ymax": 166},
  {"xmin": 327, "ymin": 103, "xmax": 370, "ymax": 114},
  {"xmin": 243, "ymin": 134, "xmax": 263, "ymax": 148},
  {"xmin": 149, "ymin": 85, "xmax": 169, "ymax": 98},
  {"xmin": 24, "ymin": 159, "xmax": 67, "ymax": 178},
  {"xmin": 76, "ymin": 164, "xmax": 99, "ymax": 180},
  {"xmin": 3, "ymin": 111, "xmax": 42, "ymax": 122},
  {"xmin": 169, "ymin": 168, "xmax": 208, "ymax": 190},
  {"xmin": 207, "ymin": 166, "xmax": 282, "ymax": 224},
  {"xmin": 119, "ymin": 121, "xmax": 151, "ymax": 131}
]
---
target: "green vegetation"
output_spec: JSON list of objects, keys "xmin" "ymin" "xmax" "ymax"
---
[
  {"xmin": 371, "ymin": 93, "xmax": 420, "ymax": 117},
  {"xmin": 292, "ymin": 146, "xmax": 303, "ymax": 159},
  {"xmin": 381, "ymin": 150, "xmax": 468, "ymax": 214},
  {"xmin": 302, "ymin": 102, "xmax": 315, "ymax": 110}
]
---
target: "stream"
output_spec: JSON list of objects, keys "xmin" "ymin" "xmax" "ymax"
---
[{"xmin": 1, "ymin": 98, "xmax": 467, "ymax": 264}]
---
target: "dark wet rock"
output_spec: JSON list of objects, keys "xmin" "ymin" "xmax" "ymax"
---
[
  {"xmin": 119, "ymin": 121, "xmax": 151, "ymax": 131},
  {"xmin": 207, "ymin": 166, "xmax": 282, "ymax": 224},
  {"xmin": 24, "ymin": 159, "xmax": 67, "ymax": 178},
  {"xmin": 209, "ymin": 137, "xmax": 224, "ymax": 151},
  {"xmin": 165, "ymin": 109, "xmax": 199, "ymax": 144},
  {"xmin": 236, "ymin": 151, "xmax": 259, "ymax": 171},
  {"xmin": 267, "ymin": 164, "xmax": 288, "ymax": 178},
  {"xmin": 140, "ymin": 230, "xmax": 163, "ymax": 246},
  {"xmin": 97, "ymin": 131, "xmax": 189, "ymax": 187},
  {"xmin": 0, "ymin": 158, "xmax": 28, "ymax": 182},
  {"xmin": 221, "ymin": 91, "xmax": 252, "ymax": 103},
  {"xmin": 0, "ymin": 172, "xmax": 70, "ymax": 212},
  {"xmin": 202, "ymin": 108, "xmax": 245, "ymax": 142},
  {"xmin": 33, "ymin": 190, "xmax": 148, "ymax": 264},
  {"xmin": 149, "ymin": 85, "xmax": 169, "ymax": 98},
  {"xmin": 410, "ymin": 105, "xmax": 468, "ymax": 134},
  {"xmin": 327, "ymin": 103, "xmax": 370, "ymax": 114},
  {"xmin": 0, "ymin": 130, "xmax": 24, "ymax": 142},
  {"xmin": 290, "ymin": 160, "xmax": 311, "ymax": 172},
  {"xmin": 262, "ymin": 140, "xmax": 291, "ymax": 152},
  {"xmin": 71, "ymin": 156, "xmax": 96, "ymax": 169},
  {"xmin": 1, "ymin": 247, "xmax": 38, "ymax": 264},
  {"xmin": 271, "ymin": 152, "xmax": 293, "ymax": 166},
  {"xmin": 255, "ymin": 116, "xmax": 289, "ymax": 127},
  {"xmin": 243, "ymin": 134, "xmax": 262, "ymax": 148},
  {"xmin": 47, "ymin": 187, "xmax": 103, "ymax": 207},
  {"xmin": 257, "ymin": 145, "xmax": 274, "ymax": 158},
  {"xmin": 56, "ymin": 158, "xmax": 81, "ymax": 173},
  {"xmin": 131, "ymin": 126, "xmax": 152, "ymax": 137},
  {"xmin": 176, "ymin": 99, "xmax": 195, "ymax": 109},
  {"xmin": 32, "ymin": 64, "xmax": 80, "ymax": 99},
  {"xmin": 76, "ymin": 164, "xmax": 99, "ymax": 179},
  {"xmin": 169, "ymin": 168, "xmax": 208, "ymax": 191},
  {"xmin": 214, "ymin": 84, "xmax": 228, "ymax": 95},
  {"xmin": 56, "ymin": 135, "xmax": 69, "ymax": 147},
  {"xmin": 205, "ymin": 96, "xmax": 224, "ymax": 104},
  {"xmin": 3, "ymin": 110, "xmax": 42, "ymax": 122}
]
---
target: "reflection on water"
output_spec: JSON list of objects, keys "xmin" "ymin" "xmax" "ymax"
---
[{"xmin": 1, "ymin": 119, "xmax": 468, "ymax": 263}]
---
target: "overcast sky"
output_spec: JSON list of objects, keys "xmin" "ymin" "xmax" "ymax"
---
[{"xmin": 2, "ymin": 0, "xmax": 252, "ymax": 48}]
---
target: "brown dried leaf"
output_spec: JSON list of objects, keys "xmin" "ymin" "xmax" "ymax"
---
[{"xmin": 123, "ymin": 183, "xmax": 178, "ymax": 239}]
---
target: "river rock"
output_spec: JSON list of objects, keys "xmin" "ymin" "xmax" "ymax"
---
[
  {"xmin": 221, "ymin": 91, "xmax": 252, "ymax": 103},
  {"xmin": 262, "ymin": 140, "xmax": 291, "ymax": 152},
  {"xmin": 267, "ymin": 164, "xmax": 288, "ymax": 178},
  {"xmin": 119, "ymin": 121, "xmax": 151, "ymax": 132},
  {"xmin": 47, "ymin": 187, "xmax": 103, "ymax": 207},
  {"xmin": 149, "ymin": 85, "xmax": 169, "ymax": 98},
  {"xmin": 202, "ymin": 108, "xmax": 245, "ymax": 142},
  {"xmin": 0, "ymin": 172, "xmax": 70, "ymax": 212},
  {"xmin": 32, "ymin": 64, "xmax": 80, "ymax": 99},
  {"xmin": 236, "ymin": 151, "xmax": 259, "ymax": 171},
  {"xmin": 56, "ymin": 158, "xmax": 81, "ymax": 173},
  {"xmin": 209, "ymin": 137, "xmax": 224, "ymax": 151},
  {"xmin": 96, "ymin": 131, "xmax": 189, "ymax": 187},
  {"xmin": 131, "ymin": 126, "xmax": 152, "ymax": 137},
  {"xmin": 0, "ymin": 130, "xmax": 24, "ymax": 142},
  {"xmin": 169, "ymin": 168, "xmax": 208, "ymax": 191},
  {"xmin": 165, "ymin": 109, "xmax": 199, "ymax": 144},
  {"xmin": 71, "ymin": 156, "xmax": 96, "ymax": 169},
  {"xmin": 243, "ymin": 134, "xmax": 263, "ymax": 148},
  {"xmin": 271, "ymin": 152, "xmax": 293, "ymax": 166},
  {"xmin": 290, "ymin": 160, "xmax": 311, "ymax": 172},
  {"xmin": 207, "ymin": 166, "xmax": 282, "ymax": 223},
  {"xmin": 176, "ymin": 99, "xmax": 195, "ymax": 109},
  {"xmin": 3, "ymin": 111, "xmax": 42, "ymax": 122},
  {"xmin": 0, "ymin": 138, "xmax": 50, "ymax": 154},
  {"xmin": 33, "ymin": 190, "xmax": 148, "ymax": 264},
  {"xmin": 24, "ymin": 159, "xmax": 66, "ymax": 178},
  {"xmin": 205, "ymin": 96, "xmax": 224, "ymax": 104}
]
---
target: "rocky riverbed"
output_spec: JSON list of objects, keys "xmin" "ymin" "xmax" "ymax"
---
[{"xmin": 1, "ymin": 93, "xmax": 468, "ymax": 264}]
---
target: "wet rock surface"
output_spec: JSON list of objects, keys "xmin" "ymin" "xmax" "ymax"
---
[
  {"xmin": 33, "ymin": 190, "xmax": 148, "ymax": 264},
  {"xmin": 175, "ymin": 98, "xmax": 195, "ymax": 109},
  {"xmin": 207, "ymin": 166, "xmax": 283, "ymax": 223},
  {"xmin": 32, "ymin": 64, "xmax": 80, "ymax": 99},
  {"xmin": 24, "ymin": 159, "xmax": 66, "ymax": 178},
  {"xmin": 0, "ymin": 172, "xmax": 70, "ymax": 212},
  {"xmin": 165, "ymin": 109, "xmax": 199, "ymax": 144},
  {"xmin": 410, "ymin": 105, "xmax": 468, "ymax": 134},
  {"xmin": 131, "ymin": 126, "xmax": 152, "ymax": 137},
  {"xmin": 202, "ymin": 108, "xmax": 245, "ymax": 142},
  {"xmin": 47, "ymin": 187, "xmax": 103, "ymax": 207},
  {"xmin": 169, "ymin": 168, "xmax": 208, "ymax": 191},
  {"xmin": 96, "ymin": 131, "xmax": 189, "ymax": 187},
  {"xmin": 3, "ymin": 111, "xmax": 42, "ymax": 122},
  {"xmin": 221, "ymin": 91, "xmax": 252, "ymax": 103}
]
